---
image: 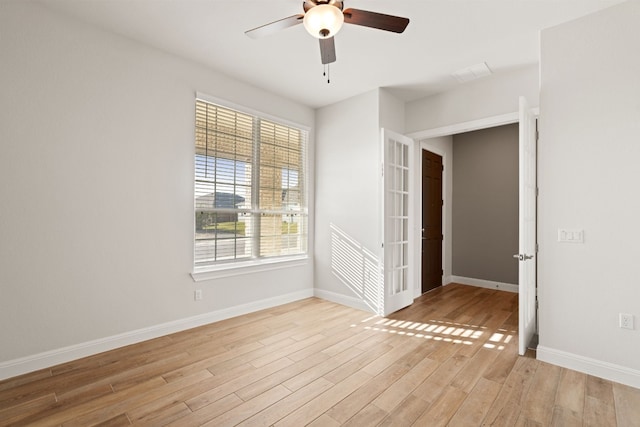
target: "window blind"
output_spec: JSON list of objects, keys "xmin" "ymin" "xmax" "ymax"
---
[{"xmin": 194, "ymin": 99, "xmax": 308, "ymax": 268}]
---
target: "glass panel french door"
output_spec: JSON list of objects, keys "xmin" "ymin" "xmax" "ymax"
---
[{"xmin": 382, "ymin": 129, "xmax": 414, "ymax": 316}]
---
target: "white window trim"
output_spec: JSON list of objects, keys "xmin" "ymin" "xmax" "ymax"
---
[
  {"xmin": 192, "ymin": 93, "xmax": 310, "ymax": 279},
  {"xmin": 191, "ymin": 255, "xmax": 309, "ymax": 282},
  {"xmin": 195, "ymin": 92, "xmax": 311, "ymax": 134}
]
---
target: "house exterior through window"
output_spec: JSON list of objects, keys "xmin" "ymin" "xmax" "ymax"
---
[{"xmin": 194, "ymin": 98, "xmax": 308, "ymax": 271}]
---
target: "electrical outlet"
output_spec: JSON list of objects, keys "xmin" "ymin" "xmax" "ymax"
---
[
  {"xmin": 619, "ymin": 313, "xmax": 634, "ymax": 330},
  {"xmin": 194, "ymin": 289, "xmax": 203, "ymax": 301}
]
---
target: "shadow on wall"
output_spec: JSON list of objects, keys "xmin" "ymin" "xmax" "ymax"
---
[{"xmin": 330, "ymin": 223, "xmax": 382, "ymax": 314}]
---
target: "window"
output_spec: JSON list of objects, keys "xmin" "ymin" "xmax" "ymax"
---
[{"xmin": 194, "ymin": 98, "xmax": 308, "ymax": 271}]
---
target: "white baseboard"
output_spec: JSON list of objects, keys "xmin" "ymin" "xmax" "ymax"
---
[
  {"xmin": 450, "ymin": 276, "xmax": 518, "ymax": 293},
  {"xmin": 313, "ymin": 288, "xmax": 376, "ymax": 314},
  {"xmin": 0, "ymin": 289, "xmax": 314, "ymax": 381},
  {"xmin": 537, "ymin": 345, "xmax": 640, "ymax": 389}
]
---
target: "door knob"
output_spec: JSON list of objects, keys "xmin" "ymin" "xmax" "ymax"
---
[{"xmin": 513, "ymin": 254, "xmax": 534, "ymax": 261}]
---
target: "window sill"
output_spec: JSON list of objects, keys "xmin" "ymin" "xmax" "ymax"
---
[{"xmin": 190, "ymin": 255, "xmax": 309, "ymax": 282}]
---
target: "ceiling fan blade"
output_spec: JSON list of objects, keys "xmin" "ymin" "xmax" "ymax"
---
[
  {"xmin": 303, "ymin": 0, "xmax": 317, "ymax": 13},
  {"xmin": 343, "ymin": 8, "xmax": 409, "ymax": 33},
  {"xmin": 319, "ymin": 37, "xmax": 336, "ymax": 64},
  {"xmin": 245, "ymin": 14, "xmax": 304, "ymax": 39}
]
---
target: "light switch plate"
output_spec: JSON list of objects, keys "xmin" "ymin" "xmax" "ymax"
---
[{"xmin": 558, "ymin": 229, "xmax": 584, "ymax": 243}]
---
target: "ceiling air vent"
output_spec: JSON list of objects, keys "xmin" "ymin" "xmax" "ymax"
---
[{"xmin": 452, "ymin": 62, "xmax": 492, "ymax": 83}]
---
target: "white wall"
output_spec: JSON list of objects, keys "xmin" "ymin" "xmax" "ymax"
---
[
  {"xmin": 313, "ymin": 90, "xmax": 381, "ymax": 311},
  {"xmin": 313, "ymin": 88, "xmax": 408, "ymax": 312},
  {"xmin": 0, "ymin": 2, "xmax": 314, "ymax": 378},
  {"xmin": 379, "ymin": 88, "xmax": 406, "ymax": 133},
  {"xmin": 405, "ymin": 65, "xmax": 539, "ymax": 134},
  {"xmin": 537, "ymin": 0, "xmax": 640, "ymax": 387}
]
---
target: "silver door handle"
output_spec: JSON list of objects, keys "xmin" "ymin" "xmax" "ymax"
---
[{"xmin": 513, "ymin": 254, "xmax": 534, "ymax": 261}]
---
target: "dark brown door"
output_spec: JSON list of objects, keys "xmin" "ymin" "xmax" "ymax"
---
[{"xmin": 422, "ymin": 149, "xmax": 443, "ymax": 293}]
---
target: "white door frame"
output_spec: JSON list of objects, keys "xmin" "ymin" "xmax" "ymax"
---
[{"xmin": 407, "ymin": 107, "xmax": 539, "ymax": 339}]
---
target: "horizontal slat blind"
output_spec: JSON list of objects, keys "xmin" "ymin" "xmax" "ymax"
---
[{"xmin": 194, "ymin": 99, "xmax": 308, "ymax": 268}]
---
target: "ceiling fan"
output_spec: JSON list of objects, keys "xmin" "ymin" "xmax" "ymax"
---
[{"xmin": 245, "ymin": 0, "xmax": 409, "ymax": 70}]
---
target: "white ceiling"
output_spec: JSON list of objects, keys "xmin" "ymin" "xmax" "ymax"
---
[{"xmin": 37, "ymin": 0, "xmax": 621, "ymax": 109}]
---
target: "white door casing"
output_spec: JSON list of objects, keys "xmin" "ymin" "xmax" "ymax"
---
[
  {"xmin": 518, "ymin": 96, "xmax": 538, "ymax": 355},
  {"xmin": 381, "ymin": 129, "xmax": 415, "ymax": 316}
]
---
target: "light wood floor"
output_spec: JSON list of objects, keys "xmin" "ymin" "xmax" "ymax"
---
[{"xmin": 1, "ymin": 283, "xmax": 639, "ymax": 426}]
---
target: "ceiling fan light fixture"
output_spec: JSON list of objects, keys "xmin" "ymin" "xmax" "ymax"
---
[{"xmin": 303, "ymin": 4, "xmax": 344, "ymax": 39}]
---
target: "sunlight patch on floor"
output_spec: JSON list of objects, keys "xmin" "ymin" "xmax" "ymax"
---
[{"xmin": 348, "ymin": 316, "xmax": 502, "ymax": 346}]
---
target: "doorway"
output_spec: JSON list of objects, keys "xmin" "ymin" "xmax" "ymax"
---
[
  {"xmin": 421, "ymin": 149, "xmax": 443, "ymax": 293},
  {"xmin": 410, "ymin": 106, "xmax": 538, "ymax": 355}
]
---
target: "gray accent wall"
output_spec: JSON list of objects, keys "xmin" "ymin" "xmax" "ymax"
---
[{"xmin": 452, "ymin": 124, "xmax": 519, "ymax": 284}]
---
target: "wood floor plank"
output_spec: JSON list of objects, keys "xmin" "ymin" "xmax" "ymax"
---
[
  {"xmin": 342, "ymin": 403, "xmax": 387, "ymax": 427},
  {"xmin": 482, "ymin": 333, "xmax": 519, "ymax": 383},
  {"xmin": 0, "ymin": 368, "xmax": 52, "ymax": 392},
  {"xmin": 448, "ymin": 377, "xmax": 502, "ymax": 425},
  {"xmin": 378, "ymin": 394, "xmax": 430, "ymax": 427},
  {"xmin": 325, "ymin": 345, "xmax": 432, "ymax": 423},
  {"xmin": 62, "ymin": 369, "xmax": 211, "ymax": 427},
  {"xmin": 129, "ymin": 401, "xmax": 192, "ymax": 426},
  {"xmin": 554, "ymin": 368, "xmax": 586, "ymax": 420},
  {"xmin": 186, "ymin": 357, "xmax": 293, "ymax": 412},
  {"xmin": 164, "ymin": 392, "xmax": 243, "ymax": 427},
  {"xmin": 109, "ymin": 352, "xmax": 192, "ymax": 392},
  {"xmin": 92, "ymin": 413, "xmax": 131, "ymax": 427},
  {"xmin": 361, "ymin": 338, "xmax": 423, "ymax": 377},
  {"xmin": 586, "ymin": 374, "xmax": 615, "ymax": 405},
  {"xmin": 583, "ymin": 395, "xmax": 617, "ymax": 427},
  {"xmin": 306, "ymin": 414, "xmax": 341, "ymax": 427},
  {"xmin": 235, "ymin": 352, "xmax": 329, "ymax": 401},
  {"xmin": 520, "ymin": 361, "xmax": 562, "ymax": 426},
  {"xmin": 0, "ymin": 392, "xmax": 57, "ymax": 426},
  {"xmin": 282, "ymin": 346, "xmax": 364, "ymax": 392},
  {"xmin": 204, "ymin": 338, "xmax": 294, "ymax": 375},
  {"xmin": 550, "ymin": 404, "xmax": 583, "ymax": 427},
  {"xmin": 411, "ymin": 385, "xmax": 468, "ymax": 427},
  {"xmin": 287, "ymin": 327, "xmax": 367, "ymax": 362},
  {"xmin": 249, "ymin": 334, "xmax": 325, "ymax": 368},
  {"xmin": 124, "ymin": 369, "xmax": 212, "ymax": 421},
  {"xmin": 613, "ymin": 382, "xmax": 640, "ymax": 427},
  {"xmin": 237, "ymin": 378, "xmax": 334, "ymax": 427},
  {"xmin": 450, "ymin": 347, "xmax": 500, "ymax": 393},
  {"xmin": 274, "ymin": 370, "xmax": 373, "ymax": 427},
  {"xmin": 2, "ymin": 284, "xmax": 638, "ymax": 427},
  {"xmin": 320, "ymin": 326, "xmax": 378, "ymax": 357},
  {"xmin": 483, "ymin": 361, "xmax": 538, "ymax": 426},
  {"xmin": 411, "ymin": 354, "xmax": 468, "ymax": 404},
  {"xmin": 372, "ymin": 356, "xmax": 437, "ymax": 412},
  {"xmin": 484, "ymin": 399, "xmax": 524, "ymax": 427},
  {"xmin": 10, "ymin": 382, "xmax": 115, "ymax": 427},
  {"xmin": 27, "ymin": 376, "xmax": 166, "ymax": 427},
  {"xmin": 201, "ymin": 385, "xmax": 291, "ymax": 427},
  {"xmin": 57, "ymin": 382, "xmax": 115, "ymax": 406}
]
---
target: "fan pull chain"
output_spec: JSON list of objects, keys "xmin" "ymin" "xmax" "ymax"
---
[
  {"xmin": 323, "ymin": 64, "xmax": 329, "ymax": 84},
  {"xmin": 322, "ymin": 65, "xmax": 331, "ymax": 84}
]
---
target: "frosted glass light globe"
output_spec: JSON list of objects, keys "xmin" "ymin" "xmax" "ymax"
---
[{"xmin": 303, "ymin": 4, "xmax": 344, "ymax": 39}]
